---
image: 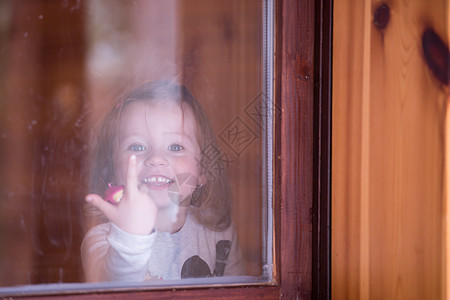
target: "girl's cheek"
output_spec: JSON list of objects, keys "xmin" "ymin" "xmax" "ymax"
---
[{"xmin": 174, "ymin": 155, "xmax": 199, "ymax": 166}]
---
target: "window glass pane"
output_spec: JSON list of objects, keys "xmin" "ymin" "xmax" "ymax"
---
[{"xmin": 0, "ymin": 0, "xmax": 273, "ymax": 294}]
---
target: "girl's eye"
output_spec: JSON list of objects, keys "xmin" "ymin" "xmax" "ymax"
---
[
  {"xmin": 129, "ymin": 144, "xmax": 146, "ymax": 152},
  {"xmin": 168, "ymin": 144, "xmax": 184, "ymax": 151}
]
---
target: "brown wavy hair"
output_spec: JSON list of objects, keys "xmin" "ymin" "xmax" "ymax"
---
[{"xmin": 86, "ymin": 81, "xmax": 232, "ymax": 232}]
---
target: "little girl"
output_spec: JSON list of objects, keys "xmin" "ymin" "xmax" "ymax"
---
[{"xmin": 81, "ymin": 81, "xmax": 244, "ymax": 282}]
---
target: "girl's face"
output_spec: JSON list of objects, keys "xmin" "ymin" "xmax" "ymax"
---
[{"xmin": 112, "ymin": 100, "xmax": 203, "ymax": 210}]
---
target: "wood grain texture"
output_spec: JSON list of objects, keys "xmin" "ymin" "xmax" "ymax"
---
[
  {"xmin": 277, "ymin": 0, "xmax": 315, "ymax": 298},
  {"xmin": 12, "ymin": 286, "xmax": 280, "ymax": 300},
  {"xmin": 446, "ymin": 90, "xmax": 450, "ymax": 300},
  {"xmin": 332, "ymin": 0, "xmax": 367, "ymax": 297},
  {"xmin": 312, "ymin": 0, "xmax": 333, "ymax": 298},
  {"xmin": 447, "ymin": 2, "xmax": 450, "ymax": 294},
  {"xmin": 332, "ymin": 0, "xmax": 448, "ymax": 299}
]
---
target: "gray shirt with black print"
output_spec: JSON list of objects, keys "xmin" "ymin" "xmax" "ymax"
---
[{"xmin": 81, "ymin": 212, "xmax": 244, "ymax": 282}]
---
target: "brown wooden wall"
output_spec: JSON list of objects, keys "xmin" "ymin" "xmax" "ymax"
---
[{"xmin": 332, "ymin": 0, "xmax": 448, "ymax": 299}]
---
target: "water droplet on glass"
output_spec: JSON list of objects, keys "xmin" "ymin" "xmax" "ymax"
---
[{"xmin": 28, "ymin": 120, "xmax": 37, "ymax": 130}]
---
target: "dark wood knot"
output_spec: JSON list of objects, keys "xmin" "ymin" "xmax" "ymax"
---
[
  {"xmin": 422, "ymin": 28, "xmax": 449, "ymax": 86},
  {"xmin": 373, "ymin": 3, "xmax": 390, "ymax": 31}
]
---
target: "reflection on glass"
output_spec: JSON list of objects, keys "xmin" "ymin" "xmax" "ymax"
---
[
  {"xmin": 0, "ymin": 0, "xmax": 270, "ymax": 291},
  {"xmin": 82, "ymin": 81, "xmax": 245, "ymax": 281}
]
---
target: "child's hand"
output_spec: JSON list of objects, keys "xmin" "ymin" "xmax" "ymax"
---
[{"xmin": 85, "ymin": 155, "xmax": 157, "ymax": 235}]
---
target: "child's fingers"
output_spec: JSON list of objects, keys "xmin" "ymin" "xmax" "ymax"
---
[
  {"xmin": 126, "ymin": 155, "xmax": 138, "ymax": 195},
  {"xmin": 85, "ymin": 193, "xmax": 117, "ymax": 219}
]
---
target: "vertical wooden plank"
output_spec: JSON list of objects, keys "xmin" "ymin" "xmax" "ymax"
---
[
  {"xmin": 445, "ymin": 92, "xmax": 449, "ymax": 300},
  {"xmin": 332, "ymin": 0, "xmax": 367, "ymax": 298},
  {"xmin": 312, "ymin": 0, "xmax": 333, "ymax": 297},
  {"xmin": 360, "ymin": 0, "xmax": 372, "ymax": 298},
  {"xmin": 445, "ymin": 4, "xmax": 450, "ymax": 300},
  {"xmin": 277, "ymin": 0, "xmax": 314, "ymax": 298},
  {"xmin": 333, "ymin": 0, "xmax": 448, "ymax": 299},
  {"xmin": 369, "ymin": 1, "xmax": 445, "ymax": 299}
]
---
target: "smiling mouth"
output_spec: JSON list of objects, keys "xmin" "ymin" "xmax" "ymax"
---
[{"xmin": 142, "ymin": 175, "xmax": 174, "ymax": 186}]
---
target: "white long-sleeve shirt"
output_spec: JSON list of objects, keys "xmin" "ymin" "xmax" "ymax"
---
[{"xmin": 81, "ymin": 212, "xmax": 244, "ymax": 282}]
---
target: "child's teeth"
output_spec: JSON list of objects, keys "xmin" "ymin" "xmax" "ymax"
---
[{"xmin": 144, "ymin": 176, "xmax": 172, "ymax": 184}]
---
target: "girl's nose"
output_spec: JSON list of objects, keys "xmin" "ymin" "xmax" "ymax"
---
[{"xmin": 144, "ymin": 151, "xmax": 168, "ymax": 167}]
